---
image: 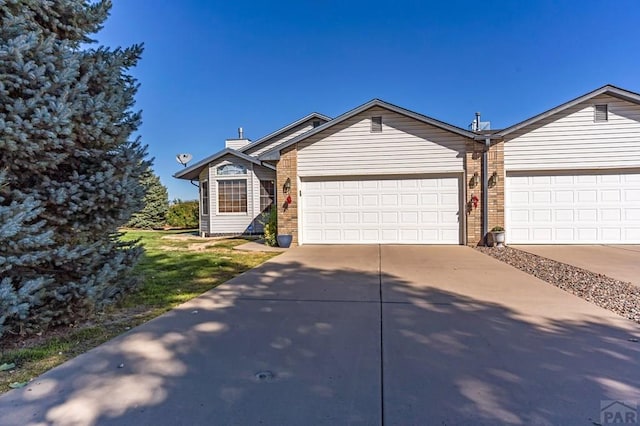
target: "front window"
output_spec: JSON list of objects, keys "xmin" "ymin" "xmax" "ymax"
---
[
  {"xmin": 218, "ymin": 179, "xmax": 247, "ymax": 213},
  {"xmin": 217, "ymin": 163, "xmax": 246, "ymax": 175},
  {"xmin": 200, "ymin": 181, "xmax": 209, "ymax": 215},
  {"xmin": 260, "ymin": 180, "xmax": 275, "ymax": 213}
]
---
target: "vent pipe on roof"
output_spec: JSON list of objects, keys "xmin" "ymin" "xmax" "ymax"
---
[
  {"xmin": 226, "ymin": 127, "xmax": 251, "ymax": 149},
  {"xmin": 475, "ymin": 112, "xmax": 481, "ymax": 132}
]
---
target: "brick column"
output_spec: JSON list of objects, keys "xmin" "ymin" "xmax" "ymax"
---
[
  {"xmin": 276, "ymin": 144, "xmax": 299, "ymax": 245},
  {"xmin": 465, "ymin": 139, "xmax": 505, "ymax": 246},
  {"xmin": 465, "ymin": 140, "xmax": 483, "ymax": 245},
  {"xmin": 487, "ymin": 140, "xmax": 505, "ymax": 232}
]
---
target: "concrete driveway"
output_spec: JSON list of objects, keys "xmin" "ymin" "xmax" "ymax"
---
[
  {"xmin": 1, "ymin": 246, "xmax": 639, "ymax": 425},
  {"xmin": 515, "ymin": 245, "xmax": 640, "ymax": 286}
]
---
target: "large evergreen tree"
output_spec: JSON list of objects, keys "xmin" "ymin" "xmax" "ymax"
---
[
  {"xmin": 0, "ymin": 0, "xmax": 148, "ymax": 336},
  {"xmin": 127, "ymin": 169, "xmax": 169, "ymax": 229}
]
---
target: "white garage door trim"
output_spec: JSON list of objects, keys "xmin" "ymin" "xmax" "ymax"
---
[
  {"xmin": 506, "ymin": 169, "xmax": 640, "ymax": 244},
  {"xmin": 299, "ymin": 174, "xmax": 463, "ymax": 245}
]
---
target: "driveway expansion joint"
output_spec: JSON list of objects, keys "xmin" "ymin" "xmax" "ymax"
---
[{"xmin": 234, "ymin": 297, "xmax": 380, "ymax": 304}]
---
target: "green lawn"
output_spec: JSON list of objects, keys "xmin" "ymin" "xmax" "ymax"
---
[{"xmin": 0, "ymin": 230, "xmax": 279, "ymax": 393}]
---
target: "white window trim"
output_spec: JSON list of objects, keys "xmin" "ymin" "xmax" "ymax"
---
[
  {"xmin": 200, "ymin": 180, "xmax": 209, "ymax": 216},
  {"xmin": 216, "ymin": 163, "xmax": 248, "ymax": 176},
  {"xmin": 215, "ymin": 177, "xmax": 249, "ymax": 216}
]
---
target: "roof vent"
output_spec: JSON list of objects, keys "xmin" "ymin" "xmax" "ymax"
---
[
  {"xmin": 594, "ymin": 104, "xmax": 608, "ymax": 122},
  {"xmin": 469, "ymin": 112, "xmax": 491, "ymax": 131},
  {"xmin": 225, "ymin": 127, "xmax": 251, "ymax": 150}
]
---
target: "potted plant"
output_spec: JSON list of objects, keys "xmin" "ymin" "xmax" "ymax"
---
[
  {"xmin": 491, "ymin": 226, "xmax": 506, "ymax": 248},
  {"xmin": 277, "ymin": 234, "xmax": 293, "ymax": 248}
]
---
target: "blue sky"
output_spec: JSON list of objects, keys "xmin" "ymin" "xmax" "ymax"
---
[{"xmin": 95, "ymin": 0, "xmax": 640, "ymax": 201}]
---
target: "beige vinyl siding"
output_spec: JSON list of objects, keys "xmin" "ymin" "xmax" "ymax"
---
[
  {"xmin": 244, "ymin": 119, "xmax": 321, "ymax": 157},
  {"xmin": 225, "ymin": 139, "xmax": 251, "ymax": 150},
  {"xmin": 206, "ymin": 155, "xmax": 276, "ymax": 234},
  {"xmin": 297, "ymin": 107, "xmax": 466, "ymax": 177},
  {"xmin": 504, "ymin": 94, "xmax": 640, "ymax": 170}
]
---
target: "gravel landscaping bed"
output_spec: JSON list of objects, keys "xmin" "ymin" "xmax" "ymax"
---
[{"xmin": 477, "ymin": 246, "xmax": 640, "ymax": 324}]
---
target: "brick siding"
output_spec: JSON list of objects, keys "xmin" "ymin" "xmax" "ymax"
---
[{"xmin": 276, "ymin": 144, "xmax": 299, "ymax": 245}]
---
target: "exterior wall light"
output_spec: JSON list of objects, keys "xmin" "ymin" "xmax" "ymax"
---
[
  {"xmin": 469, "ymin": 171, "xmax": 479, "ymax": 188},
  {"xmin": 283, "ymin": 177, "xmax": 291, "ymax": 194},
  {"xmin": 489, "ymin": 171, "xmax": 499, "ymax": 188}
]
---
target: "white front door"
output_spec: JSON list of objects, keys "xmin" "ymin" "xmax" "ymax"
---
[
  {"xmin": 506, "ymin": 170, "xmax": 640, "ymax": 243},
  {"xmin": 300, "ymin": 175, "xmax": 461, "ymax": 244}
]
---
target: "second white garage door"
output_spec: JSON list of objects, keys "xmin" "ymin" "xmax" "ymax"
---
[
  {"xmin": 506, "ymin": 170, "xmax": 640, "ymax": 244},
  {"xmin": 301, "ymin": 175, "xmax": 461, "ymax": 244}
]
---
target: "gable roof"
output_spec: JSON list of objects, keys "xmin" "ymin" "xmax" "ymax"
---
[
  {"xmin": 173, "ymin": 148, "xmax": 274, "ymax": 181},
  {"xmin": 239, "ymin": 112, "xmax": 332, "ymax": 154},
  {"xmin": 496, "ymin": 84, "xmax": 640, "ymax": 137},
  {"xmin": 258, "ymin": 99, "xmax": 477, "ymax": 161}
]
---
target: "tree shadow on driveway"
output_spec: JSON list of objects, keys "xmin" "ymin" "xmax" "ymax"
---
[{"xmin": 1, "ymin": 251, "xmax": 639, "ymax": 425}]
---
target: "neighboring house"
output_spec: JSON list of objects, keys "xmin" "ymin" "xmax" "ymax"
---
[{"xmin": 174, "ymin": 84, "xmax": 640, "ymax": 246}]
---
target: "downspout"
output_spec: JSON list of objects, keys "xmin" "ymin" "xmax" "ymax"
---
[
  {"xmin": 250, "ymin": 163, "xmax": 255, "ymax": 236},
  {"xmin": 482, "ymin": 137, "xmax": 490, "ymax": 245}
]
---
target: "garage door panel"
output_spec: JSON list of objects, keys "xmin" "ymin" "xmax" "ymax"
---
[
  {"xmin": 362, "ymin": 195, "xmax": 378, "ymax": 207},
  {"xmin": 421, "ymin": 193, "xmax": 438, "ymax": 205},
  {"xmin": 362, "ymin": 212, "xmax": 378, "ymax": 223},
  {"xmin": 401, "ymin": 194, "xmax": 418, "ymax": 205},
  {"xmin": 362, "ymin": 229, "xmax": 379, "ymax": 241},
  {"xmin": 302, "ymin": 176, "xmax": 460, "ymax": 244},
  {"xmin": 601, "ymin": 209, "xmax": 621, "ymax": 221},
  {"xmin": 556, "ymin": 228, "xmax": 574, "ymax": 240},
  {"xmin": 555, "ymin": 191, "xmax": 573, "ymax": 203},
  {"xmin": 602, "ymin": 228, "xmax": 621, "ymax": 240},
  {"xmin": 343, "ymin": 229, "xmax": 360, "ymax": 240},
  {"xmin": 440, "ymin": 193, "xmax": 459, "ymax": 204},
  {"xmin": 401, "ymin": 180, "xmax": 419, "ymax": 189},
  {"xmin": 555, "ymin": 210, "xmax": 573, "ymax": 221},
  {"xmin": 381, "ymin": 194, "xmax": 398, "ymax": 205},
  {"xmin": 441, "ymin": 229, "xmax": 460, "ymax": 241},
  {"xmin": 577, "ymin": 191, "xmax": 597, "ymax": 203},
  {"xmin": 344, "ymin": 212, "xmax": 359, "ymax": 223},
  {"xmin": 400, "ymin": 229, "xmax": 419, "ymax": 241},
  {"xmin": 627, "ymin": 228, "xmax": 640, "ymax": 239},
  {"xmin": 343, "ymin": 195, "xmax": 359, "ymax": 206},
  {"xmin": 506, "ymin": 171, "xmax": 640, "ymax": 243},
  {"xmin": 382, "ymin": 212, "xmax": 398, "ymax": 224},
  {"xmin": 401, "ymin": 211, "xmax": 419, "ymax": 224},
  {"xmin": 627, "ymin": 210, "xmax": 640, "ymax": 220}
]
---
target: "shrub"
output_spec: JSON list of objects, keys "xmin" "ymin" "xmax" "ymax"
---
[
  {"xmin": 166, "ymin": 200, "xmax": 199, "ymax": 229},
  {"xmin": 260, "ymin": 208, "xmax": 277, "ymax": 246}
]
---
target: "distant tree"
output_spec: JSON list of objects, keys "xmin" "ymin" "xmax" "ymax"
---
[
  {"xmin": 0, "ymin": 1, "xmax": 148, "ymax": 336},
  {"xmin": 166, "ymin": 200, "xmax": 199, "ymax": 229},
  {"xmin": 127, "ymin": 169, "xmax": 169, "ymax": 229}
]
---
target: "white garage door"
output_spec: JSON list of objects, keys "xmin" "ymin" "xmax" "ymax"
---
[
  {"xmin": 506, "ymin": 171, "xmax": 640, "ymax": 244},
  {"xmin": 301, "ymin": 175, "xmax": 461, "ymax": 244}
]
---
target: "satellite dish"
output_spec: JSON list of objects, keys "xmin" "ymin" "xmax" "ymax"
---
[{"xmin": 176, "ymin": 153, "xmax": 192, "ymax": 167}]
